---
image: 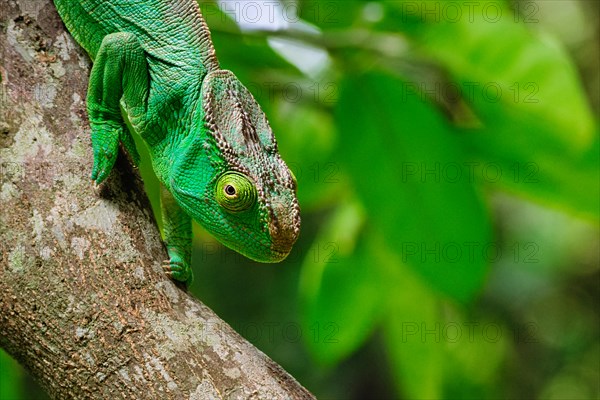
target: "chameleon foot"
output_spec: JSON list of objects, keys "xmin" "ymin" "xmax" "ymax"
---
[
  {"xmin": 90, "ymin": 123, "xmax": 121, "ymax": 184},
  {"xmin": 90, "ymin": 122, "xmax": 141, "ymax": 184},
  {"xmin": 162, "ymin": 259, "xmax": 193, "ymax": 285}
]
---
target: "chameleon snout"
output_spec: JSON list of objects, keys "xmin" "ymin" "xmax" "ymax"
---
[{"xmin": 267, "ymin": 200, "xmax": 301, "ymax": 260}]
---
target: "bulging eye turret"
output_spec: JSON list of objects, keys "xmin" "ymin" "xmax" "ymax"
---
[{"xmin": 215, "ymin": 172, "xmax": 257, "ymax": 212}]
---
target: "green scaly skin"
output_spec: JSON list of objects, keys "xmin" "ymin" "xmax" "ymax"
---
[{"xmin": 53, "ymin": 0, "xmax": 301, "ymax": 285}]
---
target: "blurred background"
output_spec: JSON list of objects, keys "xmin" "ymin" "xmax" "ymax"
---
[{"xmin": 1, "ymin": 0, "xmax": 598, "ymax": 399}]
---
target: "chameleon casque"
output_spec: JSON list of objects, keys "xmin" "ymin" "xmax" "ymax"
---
[{"xmin": 53, "ymin": 0, "xmax": 301, "ymax": 284}]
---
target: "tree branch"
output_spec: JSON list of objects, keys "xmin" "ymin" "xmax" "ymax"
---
[{"xmin": 0, "ymin": 1, "xmax": 315, "ymax": 399}]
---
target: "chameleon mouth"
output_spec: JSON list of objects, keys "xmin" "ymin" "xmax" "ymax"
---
[
  {"xmin": 266, "ymin": 200, "xmax": 300, "ymax": 262},
  {"xmin": 268, "ymin": 238, "xmax": 295, "ymax": 261},
  {"xmin": 239, "ymin": 243, "xmax": 291, "ymax": 263},
  {"xmin": 268, "ymin": 246, "xmax": 292, "ymax": 262}
]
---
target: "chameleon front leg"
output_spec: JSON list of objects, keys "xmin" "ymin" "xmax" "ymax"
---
[
  {"xmin": 87, "ymin": 32, "xmax": 148, "ymax": 184},
  {"xmin": 160, "ymin": 184, "xmax": 194, "ymax": 285}
]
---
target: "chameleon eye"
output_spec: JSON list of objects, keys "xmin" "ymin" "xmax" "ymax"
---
[
  {"xmin": 215, "ymin": 172, "xmax": 257, "ymax": 212},
  {"xmin": 225, "ymin": 185, "xmax": 236, "ymax": 196}
]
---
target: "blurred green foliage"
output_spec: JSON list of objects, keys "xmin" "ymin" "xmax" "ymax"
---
[{"xmin": 2, "ymin": 0, "xmax": 598, "ymax": 399}]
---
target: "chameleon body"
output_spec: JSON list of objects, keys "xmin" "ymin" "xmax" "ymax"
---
[{"xmin": 53, "ymin": 0, "xmax": 301, "ymax": 284}]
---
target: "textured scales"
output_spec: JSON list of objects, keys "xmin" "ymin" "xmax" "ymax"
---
[{"xmin": 53, "ymin": 0, "xmax": 301, "ymax": 284}]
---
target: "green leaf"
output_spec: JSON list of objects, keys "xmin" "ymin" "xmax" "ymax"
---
[
  {"xmin": 401, "ymin": 1, "xmax": 595, "ymax": 146},
  {"xmin": 336, "ymin": 71, "xmax": 491, "ymax": 303},
  {"xmin": 299, "ymin": 199, "xmax": 384, "ymax": 365},
  {"xmin": 395, "ymin": 0, "xmax": 599, "ymax": 218},
  {"xmin": 459, "ymin": 115, "xmax": 600, "ymax": 220},
  {"xmin": 383, "ymin": 254, "xmax": 508, "ymax": 400},
  {"xmin": 0, "ymin": 349, "xmax": 24, "ymax": 400},
  {"xmin": 383, "ymin": 249, "xmax": 444, "ymax": 400}
]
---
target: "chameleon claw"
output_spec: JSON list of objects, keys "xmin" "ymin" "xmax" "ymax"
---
[
  {"xmin": 96, "ymin": 171, "xmax": 108, "ymax": 185},
  {"xmin": 161, "ymin": 263, "xmax": 173, "ymax": 277},
  {"xmin": 161, "ymin": 259, "xmax": 192, "ymax": 284}
]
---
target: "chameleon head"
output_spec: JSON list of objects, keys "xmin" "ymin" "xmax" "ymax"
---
[{"xmin": 171, "ymin": 70, "xmax": 300, "ymax": 262}]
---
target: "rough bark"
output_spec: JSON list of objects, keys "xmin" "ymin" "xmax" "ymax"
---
[{"xmin": 0, "ymin": 1, "xmax": 315, "ymax": 399}]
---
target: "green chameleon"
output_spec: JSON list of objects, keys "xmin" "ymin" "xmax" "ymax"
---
[{"xmin": 53, "ymin": 0, "xmax": 301, "ymax": 285}]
